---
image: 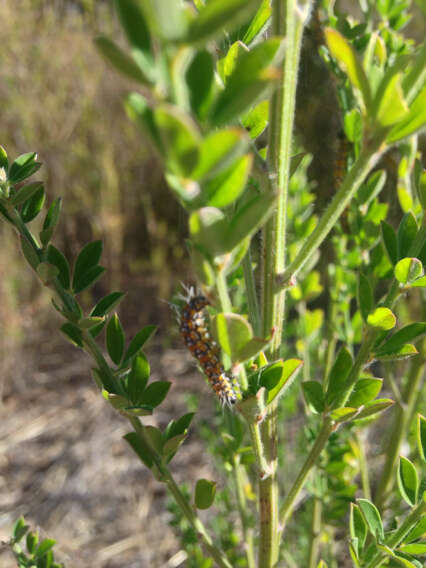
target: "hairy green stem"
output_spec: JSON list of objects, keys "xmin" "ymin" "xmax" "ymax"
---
[
  {"xmin": 260, "ymin": 2, "xmax": 311, "ymax": 565},
  {"xmin": 307, "ymin": 497, "xmax": 323, "ymax": 568},
  {"xmin": 243, "ymin": 250, "xmax": 261, "ymax": 336},
  {"xmin": 364, "ymin": 500, "xmax": 426, "ymax": 568},
  {"xmin": 355, "ymin": 431, "xmax": 371, "ymax": 501},
  {"xmin": 233, "ymin": 455, "xmax": 256, "ymax": 568},
  {"xmin": 375, "ymin": 355, "xmax": 425, "ymax": 510}
]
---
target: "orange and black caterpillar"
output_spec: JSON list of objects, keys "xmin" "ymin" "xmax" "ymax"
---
[{"xmin": 179, "ymin": 289, "xmax": 239, "ymax": 407}]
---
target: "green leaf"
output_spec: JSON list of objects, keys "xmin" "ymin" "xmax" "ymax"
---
[
  {"xmin": 35, "ymin": 539, "xmax": 56, "ymax": 558},
  {"xmin": 20, "ymin": 184, "xmax": 45, "ymax": 223},
  {"xmin": 128, "ymin": 353, "xmax": 150, "ymax": 405},
  {"xmin": 211, "ymin": 37, "xmax": 284, "ymax": 126},
  {"xmin": 326, "ymin": 346, "xmax": 353, "ymax": 406},
  {"xmin": 242, "ymin": 0, "xmax": 271, "ymax": 45},
  {"xmin": 367, "ymin": 307, "xmax": 396, "ymax": 330},
  {"xmin": 40, "ymin": 197, "xmax": 62, "ymax": 245},
  {"xmin": 330, "ymin": 407, "xmax": 359, "ymax": 423},
  {"xmin": 358, "ymin": 273, "xmax": 374, "ymax": 322},
  {"xmin": 165, "ymin": 413, "xmax": 195, "ymax": 440},
  {"xmin": 9, "ymin": 153, "xmax": 42, "ymax": 184},
  {"xmin": 375, "ymin": 343, "xmax": 418, "ymax": 361},
  {"xmin": 355, "ymin": 398, "xmax": 394, "ymax": 419},
  {"xmin": 94, "ymin": 36, "xmax": 150, "ymax": 84},
  {"xmin": 187, "ymin": 0, "xmax": 260, "ymax": 44},
  {"xmin": 20, "ymin": 235, "xmax": 40, "ymax": 270},
  {"xmin": 358, "ymin": 170, "xmax": 386, "ymax": 207},
  {"xmin": 388, "ymin": 85, "xmax": 426, "ymax": 143},
  {"xmin": 350, "ymin": 503, "xmax": 368, "ymax": 554},
  {"xmin": 406, "ymin": 516, "xmax": 426, "ymax": 544},
  {"xmin": 398, "ymin": 185, "xmax": 413, "ymax": 213},
  {"xmin": 125, "ymin": 93, "xmax": 163, "ymax": 153},
  {"xmin": 203, "ymin": 154, "xmax": 252, "ymax": 208},
  {"xmin": 242, "ymin": 100, "xmax": 269, "ymax": 139},
  {"xmin": 0, "ymin": 145, "xmax": 8, "ymax": 171},
  {"xmin": 11, "ymin": 181, "xmax": 44, "ymax": 206},
  {"xmin": 26, "ymin": 531, "xmax": 38, "ymax": 554},
  {"xmin": 123, "ymin": 432, "xmax": 153, "ymax": 468},
  {"xmin": 46, "ymin": 245, "xmax": 70, "ymax": 289},
  {"xmin": 123, "ymin": 325, "xmax": 157, "ymax": 365},
  {"xmin": 410, "ymin": 275, "xmax": 426, "ymax": 288},
  {"xmin": 398, "ymin": 456, "xmax": 419, "ymax": 506},
  {"xmin": 114, "ymin": 0, "xmax": 151, "ymax": 54},
  {"xmin": 186, "ymin": 50, "xmax": 214, "ymax": 119},
  {"xmin": 73, "ymin": 241, "xmax": 102, "ymax": 287},
  {"xmin": 60, "ymin": 323, "xmax": 83, "ymax": 348},
  {"xmin": 217, "ymin": 40, "xmax": 248, "ymax": 82},
  {"xmin": 91, "ymin": 292, "xmax": 126, "ymax": 317},
  {"xmin": 381, "ymin": 221, "xmax": 398, "ymax": 265},
  {"xmin": 36, "ymin": 262, "xmax": 59, "ymax": 285},
  {"xmin": 163, "ymin": 433, "xmax": 187, "ymax": 461},
  {"xmin": 302, "ymin": 381, "xmax": 325, "ymax": 414},
  {"xmin": 189, "ymin": 206, "xmax": 228, "ymax": 256},
  {"xmin": 347, "ymin": 378, "xmax": 382, "ymax": 407},
  {"xmin": 223, "ymin": 191, "xmax": 276, "ymax": 252},
  {"xmin": 418, "ymin": 414, "xmax": 426, "ymax": 462},
  {"xmin": 141, "ymin": 381, "xmax": 171, "ymax": 408},
  {"xmin": 324, "ymin": 28, "xmax": 372, "ymax": 112},
  {"xmin": 259, "ymin": 359, "xmax": 303, "ymax": 404},
  {"xmin": 13, "ymin": 517, "xmax": 29, "ymax": 542},
  {"xmin": 375, "ymin": 72, "xmax": 409, "ymax": 127},
  {"xmin": 344, "ymin": 108, "xmax": 363, "ymax": 143},
  {"xmin": 191, "ymin": 128, "xmax": 249, "ymax": 181},
  {"xmin": 154, "ymin": 105, "xmax": 201, "ymax": 177},
  {"xmin": 357, "ymin": 498, "xmax": 384, "ymax": 542},
  {"xmin": 376, "ymin": 323, "xmax": 426, "ymax": 356},
  {"xmin": 78, "ymin": 317, "xmax": 105, "ymax": 329},
  {"xmin": 395, "ymin": 258, "xmax": 424, "ymax": 285},
  {"xmin": 139, "ymin": 0, "xmax": 187, "ymax": 41},
  {"xmin": 398, "ymin": 543, "xmax": 426, "ymax": 555},
  {"xmin": 194, "ymin": 479, "xmax": 216, "ymax": 510},
  {"xmin": 73, "ymin": 265, "xmax": 105, "ymax": 294},
  {"xmin": 398, "ymin": 213, "xmax": 418, "ymax": 260},
  {"xmin": 106, "ymin": 314, "xmax": 125, "ymax": 365},
  {"xmin": 211, "ymin": 312, "xmax": 253, "ymax": 361}
]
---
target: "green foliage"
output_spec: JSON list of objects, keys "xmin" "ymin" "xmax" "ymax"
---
[
  {"xmin": 7, "ymin": 517, "xmax": 64, "ymax": 568},
  {"xmin": 1, "ymin": 0, "xmax": 425, "ymax": 567}
]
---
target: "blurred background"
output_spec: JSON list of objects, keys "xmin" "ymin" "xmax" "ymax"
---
[
  {"xmin": 0, "ymin": 1, "xmax": 197, "ymax": 566},
  {"xmin": 0, "ymin": 1, "xmax": 424, "ymax": 567}
]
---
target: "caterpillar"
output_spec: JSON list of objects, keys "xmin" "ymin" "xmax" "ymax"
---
[{"xmin": 179, "ymin": 287, "xmax": 239, "ymax": 407}]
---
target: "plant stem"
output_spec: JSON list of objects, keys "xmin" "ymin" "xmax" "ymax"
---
[
  {"xmin": 355, "ymin": 431, "xmax": 371, "ymax": 501},
  {"xmin": 233, "ymin": 455, "xmax": 256, "ymax": 568},
  {"xmin": 243, "ymin": 249, "xmax": 261, "ymax": 336},
  {"xmin": 364, "ymin": 500, "xmax": 426, "ymax": 568},
  {"xmin": 279, "ymin": 418, "xmax": 334, "ymax": 534},
  {"xmin": 375, "ymin": 354, "xmax": 425, "ymax": 510},
  {"xmin": 276, "ymin": 135, "xmax": 384, "ymax": 288},
  {"xmin": 128, "ymin": 416, "xmax": 234, "ymax": 568},
  {"xmin": 260, "ymin": 2, "xmax": 311, "ymax": 565},
  {"xmin": 307, "ymin": 497, "xmax": 322, "ymax": 568}
]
